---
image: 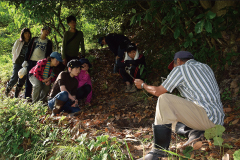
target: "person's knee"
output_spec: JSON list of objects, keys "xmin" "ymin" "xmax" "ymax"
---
[
  {"xmin": 58, "ymin": 91, "xmax": 69, "ymax": 101},
  {"xmin": 158, "ymin": 93, "xmax": 172, "ymax": 105}
]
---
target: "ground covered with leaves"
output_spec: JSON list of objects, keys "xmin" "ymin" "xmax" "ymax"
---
[
  {"xmin": 40, "ymin": 48, "xmax": 239, "ymax": 159},
  {"xmin": 3, "ymin": 48, "xmax": 240, "ymax": 159}
]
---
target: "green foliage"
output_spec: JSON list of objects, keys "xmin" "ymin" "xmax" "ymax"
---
[
  {"xmin": 0, "ymin": 54, "xmax": 13, "ymax": 82},
  {"xmin": 204, "ymin": 125, "xmax": 225, "ymax": 146},
  {"xmin": 233, "ymin": 149, "xmax": 240, "ymax": 160},
  {"xmin": 0, "ymin": 91, "xmax": 127, "ymax": 159},
  {"xmin": 182, "ymin": 146, "xmax": 193, "ymax": 159},
  {"xmin": 221, "ymin": 88, "xmax": 231, "ymax": 101},
  {"xmin": 0, "ymin": 98, "xmax": 46, "ymax": 157}
]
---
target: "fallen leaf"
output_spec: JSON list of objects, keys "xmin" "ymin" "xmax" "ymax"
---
[
  {"xmin": 232, "ymin": 119, "xmax": 239, "ymax": 125},
  {"xmin": 134, "ymin": 132, "xmax": 141, "ymax": 137},
  {"xmin": 210, "ymin": 153, "xmax": 218, "ymax": 157},
  {"xmin": 105, "ymin": 128, "xmax": 109, "ymax": 132},
  {"xmin": 224, "ymin": 116, "xmax": 235, "ymax": 124},
  {"xmin": 234, "ymin": 139, "xmax": 240, "ymax": 146},
  {"xmin": 223, "ymin": 108, "xmax": 232, "ymax": 113},
  {"xmin": 79, "ymin": 129, "xmax": 84, "ymax": 132},
  {"xmin": 110, "ymin": 105, "xmax": 115, "ymax": 109},
  {"xmin": 193, "ymin": 141, "xmax": 202, "ymax": 150},
  {"xmin": 190, "ymin": 153, "xmax": 195, "ymax": 159},
  {"xmin": 143, "ymin": 135, "xmax": 152, "ymax": 139},
  {"xmin": 126, "ymin": 134, "xmax": 134, "ymax": 138},
  {"xmin": 126, "ymin": 142, "xmax": 134, "ymax": 151}
]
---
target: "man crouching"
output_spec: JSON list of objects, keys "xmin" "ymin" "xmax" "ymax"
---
[{"xmin": 48, "ymin": 59, "xmax": 81, "ymax": 116}]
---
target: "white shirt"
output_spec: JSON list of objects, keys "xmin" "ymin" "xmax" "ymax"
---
[{"xmin": 30, "ymin": 38, "xmax": 48, "ymax": 61}]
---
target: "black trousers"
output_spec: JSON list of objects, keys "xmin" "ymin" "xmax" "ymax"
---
[
  {"xmin": 119, "ymin": 65, "xmax": 141, "ymax": 84},
  {"xmin": 76, "ymin": 84, "xmax": 91, "ymax": 100}
]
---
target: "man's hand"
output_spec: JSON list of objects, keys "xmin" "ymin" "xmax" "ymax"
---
[
  {"xmin": 134, "ymin": 79, "xmax": 144, "ymax": 89},
  {"xmin": 71, "ymin": 99, "xmax": 78, "ymax": 107},
  {"xmin": 116, "ymin": 56, "xmax": 120, "ymax": 60},
  {"xmin": 63, "ymin": 58, "xmax": 67, "ymax": 66}
]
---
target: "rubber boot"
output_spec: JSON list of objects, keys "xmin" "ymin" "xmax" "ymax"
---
[
  {"xmin": 14, "ymin": 85, "xmax": 22, "ymax": 98},
  {"xmin": 5, "ymin": 83, "xmax": 12, "ymax": 97},
  {"xmin": 52, "ymin": 99, "xmax": 65, "ymax": 116},
  {"xmin": 181, "ymin": 130, "xmax": 204, "ymax": 147},
  {"xmin": 138, "ymin": 124, "xmax": 172, "ymax": 160}
]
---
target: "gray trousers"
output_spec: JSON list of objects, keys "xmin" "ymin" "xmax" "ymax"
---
[
  {"xmin": 8, "ymin": 63, "xmax": 26, "ymax": 88},
  {"xmin": 29, "ymin": 75, "xmax": 51, "ymax": 103}
]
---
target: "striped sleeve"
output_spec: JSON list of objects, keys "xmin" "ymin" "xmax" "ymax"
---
[{"xmin": 161, "ymin": 67, "xmax": 183, "ymax": 93}]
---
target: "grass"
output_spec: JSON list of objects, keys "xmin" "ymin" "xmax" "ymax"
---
[
  {"xmin": 0, "ymin": 54, "xmax": 12, "ymax": 83},
  {"xmin": 0, "ymin": 94, "xmax": 127, "ymax": 160}
]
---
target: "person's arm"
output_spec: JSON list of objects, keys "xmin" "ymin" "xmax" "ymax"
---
[
  {"xmin": 62, "ymin": 32, "xmax": 67, "ymax": 65},
  {"xmin": 25, "ymin": 38, "xmax": 34, "ymax": 61},
  {"xmin": 12, "ymin": 40, "xmax": 19, "ymax": 56},
  {"xmin": 45, "ymin": 40, "xmax": 53, "ymax": 58},
  {"xmin": 76, "ymin": 71, "xmax": 89, "ymax": 88},
  {"xmin": 134, "ymin": 79, "xmax": 168, "ymax": 97},
  {"xmin": 60, "ymin": 85, "xmax": 76, "ymax": 101},
  {"xmin": 105, "ymin": 35, "xmax": 118, "ymax": 56},
  {"xmin": 32, "ymin": 60, "xmax": 46, "ymax": 82},
  {"xmin": 80, "ymin": 31, "xmax": 85, "ymax": 55}
]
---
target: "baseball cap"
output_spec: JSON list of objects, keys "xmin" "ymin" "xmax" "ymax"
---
[
  {"xmin": 67, "ymin": 59, "xmax": 82, "ymax": 69},
  {"xmin": 79, "ymin": 58, "xmax": 92, "ymax": 68},
  {"xmin": 50, "ymin": 52, "xmax": 62, "ymax": 62},
  {"xmin": 126, "ymin": 43, "xmax": 137, "ymax": 53},
  {"xmin": 98, "ymin": 37, "xmax": 104, "ymax": 47},
  {"xmin": 42, "ymin": 26, "xmax": 51, "ymax": 33},
  {"xmin": 168, "ymin": 51, "xmax": 194, "ymax": 70}
]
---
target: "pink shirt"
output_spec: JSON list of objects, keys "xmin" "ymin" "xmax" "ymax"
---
[{"xmin": 75, "ymin": 70, "xmax": 92, "ymax": 103}]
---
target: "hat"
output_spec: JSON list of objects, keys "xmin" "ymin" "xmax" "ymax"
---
[
  {"xmin": 126, "ymin": 43, "xmax": 137, "ymax": 53},
  {"xmin": 67, "ymin": 59, "xmax": 82, "ymax": 68},
  {"xmin": 168, "ymin": 51, "xmax": 194, "ymax": 70},
  {"xmin": 98, "ymin": 37, "xmax": 104, "ymax": 47},
  {"xmin": 50, "ymin": 52, "xmax": 62, "ymax": 62},
  {"xmin": 79, "ymin": 58, "xmax": 92, "ymax": 68},
  {"xmin": 42, "ymin": 26, "xmax": 51, "ymax": 33}
]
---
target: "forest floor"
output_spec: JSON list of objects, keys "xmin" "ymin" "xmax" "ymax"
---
[{"xmin": 6, "ymin": 48, "xmax": 240, "ymax": 159}]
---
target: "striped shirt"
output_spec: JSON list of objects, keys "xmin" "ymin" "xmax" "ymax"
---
[{"xmin": 162, "ymin": 59, "xmax": 225, "ymax": 125}]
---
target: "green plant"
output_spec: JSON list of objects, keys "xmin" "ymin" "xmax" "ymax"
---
[
  {"xmin": 204, "ymin": 125, "xmax": 231, "ymax": 157},
  {"xmin": 221, "ymin": 88, "xmax": 231, "ymax": 101},
  {"xmin": 233, "ymin": 149, "xmax": 240, "ymax": 160}
]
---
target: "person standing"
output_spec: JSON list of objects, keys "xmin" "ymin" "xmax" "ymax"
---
[
  {"xmin": 5, "ymin": 28, "xmax": 31, "ymax": 98},
  {"xmin": 134, "ymin": 51, "xmax": 225, "ymax": 160},
  {"xmin": 61, "ymin": 15, "xmax": 85, "ymax": 66},
  {"xmin": 23, "ymin": 26, "xmax": 53, "ymax": 99},
  {"xmin": 98, "ymin": 33, "xmax": 131, "ymax": 73}
]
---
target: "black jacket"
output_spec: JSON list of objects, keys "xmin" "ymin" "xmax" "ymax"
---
[
  {"xmin": 25, "ymin": 37, "xmax": 53, "ymax": 61},
  {"xmin": 105, "ymin": 33, "xmax": 130, "ymax": 57}
]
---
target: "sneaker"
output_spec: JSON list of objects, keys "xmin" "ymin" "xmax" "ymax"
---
[
  {"xmin": 125, "ymin": 85, "xmax": 131, "ymax": 92},
  {"xmin": 128, "ymin": 84, "xmax": 137, "ymax": 93}
]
